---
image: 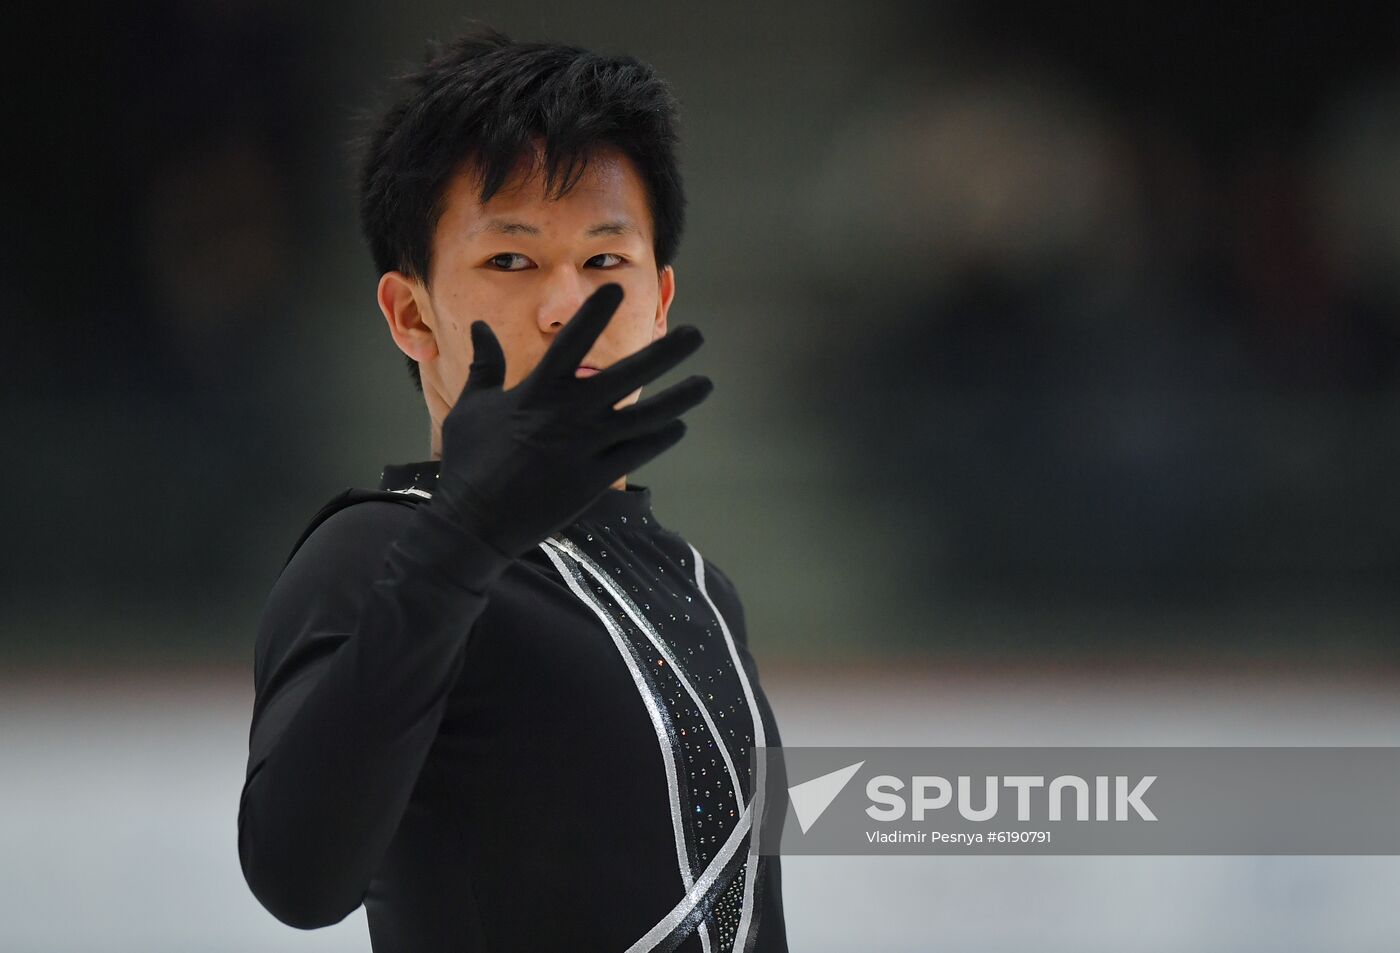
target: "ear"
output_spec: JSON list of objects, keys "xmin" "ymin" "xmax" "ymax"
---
[
  {"xmin": 377, "ymin": 271, "xmax": 439, "ymax": 364},
  {"xmin": 652, "ymin": 264, "xmax": 675, "ymax": 340}
]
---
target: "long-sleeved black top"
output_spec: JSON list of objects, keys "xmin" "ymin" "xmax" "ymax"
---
[{"xmin": 238, "ymin": 461, "xmax": 789, "ymax": 952}]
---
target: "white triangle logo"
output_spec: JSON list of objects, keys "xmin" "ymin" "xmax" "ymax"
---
[{"xmin": 788, "ymin": 761, "xmax": 865, "ymax": 834}]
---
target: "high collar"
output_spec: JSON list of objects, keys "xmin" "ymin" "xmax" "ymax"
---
[{"xmin": 378, "ymin": 460, "xmax": 659, "ymax": 527}]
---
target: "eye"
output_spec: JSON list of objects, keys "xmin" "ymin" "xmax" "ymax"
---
[
  {"xmin": 587, "ymin": 253, "xmax": 625, "ymax": 268},
  {"xmin": 487, "ymin": 253, "xmax": 533, "ymax": 271}
]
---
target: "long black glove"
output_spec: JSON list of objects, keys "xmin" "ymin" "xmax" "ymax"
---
[{"xmin": 431, "ymin": 281, "xmax": 712, "ymax": 560}]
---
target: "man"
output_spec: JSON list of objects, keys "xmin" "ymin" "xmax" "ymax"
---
[{"xmin": 237, "ymin": 25, "xmax": 790, "ymax": 953}]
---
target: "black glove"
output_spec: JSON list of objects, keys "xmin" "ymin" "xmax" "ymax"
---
[{"xmin": 431, "ymin": 282, "xmax": 711, "ymax": 560}]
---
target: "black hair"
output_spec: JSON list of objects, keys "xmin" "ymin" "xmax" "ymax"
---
[{"xmin": 357, "ymin": 25, "xmax": 686, "ymax": 390}]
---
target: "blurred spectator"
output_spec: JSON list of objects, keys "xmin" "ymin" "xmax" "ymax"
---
[{"xmin": 800, "ymin": 3, "xmax": 1400, "ymax": 622}]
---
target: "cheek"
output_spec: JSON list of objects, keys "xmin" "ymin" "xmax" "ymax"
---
[
  {"xmin": 426, "ymin": 299, "xmax": 477, "ymax": 393},
  {"xmin": 495, "ymin": 323, "xmax": 549, "ymax": 388},
  {"xmin": 604, "ymin": 304, "xmax": 658, "ymax": 353},
  {"xmin": 440, "ymin": 318, "xmax": 471, "ymax": 372},
  {"xmin": 616, "ymin": 277, "xmax": 660, "ymax": 336}
]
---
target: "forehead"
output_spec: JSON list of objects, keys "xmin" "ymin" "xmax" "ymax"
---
[{"xmin": 436, "ymin": 147, "xmax": 653, "ymax": 243}]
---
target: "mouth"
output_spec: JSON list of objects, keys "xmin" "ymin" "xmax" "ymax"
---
[{"xmin": 575, "ymin": 365, "xmax": 600, "ymax": 378}]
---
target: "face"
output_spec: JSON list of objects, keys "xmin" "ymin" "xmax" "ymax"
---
[{"xmin": 378, "ymin": 145, "xmax": 675, "ymax": 453}]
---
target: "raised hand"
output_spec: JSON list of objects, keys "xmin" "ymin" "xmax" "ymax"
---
[{"xmin": 432, "ymin": 282, "xmax": 712, "ymax": 558}]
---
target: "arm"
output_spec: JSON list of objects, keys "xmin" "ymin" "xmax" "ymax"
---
[
  {"xmin": 238, "ymin": 283, "xmax": 710, "ymax": 928},
  {"xmin": 238, "ymin": 501, "xmax": 509, "ymax": 929}
]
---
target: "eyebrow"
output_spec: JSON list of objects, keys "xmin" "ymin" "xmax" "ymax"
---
[{"xmin": 472, "ymin": 218, "xmax": 641, "ymax": 238}]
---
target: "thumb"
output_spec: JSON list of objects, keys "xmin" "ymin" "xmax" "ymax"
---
[{"xmin": 464, "ymin": 321, "xmax": 506, "ymax": 391}]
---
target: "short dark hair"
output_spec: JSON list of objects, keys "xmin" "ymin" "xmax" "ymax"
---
[{"xmin": 357, "ymin": 25, "xmax": 687, "ymax": 390}]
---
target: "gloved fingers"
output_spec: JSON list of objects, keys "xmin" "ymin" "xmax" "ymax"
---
[
  {"xmin": 605, "ymin": 375, "xmax": 712, "ymax": 443},
  {"xmin": 578, "ymin": 325, "xmax": 704, "ymax": 407},
  {"xmin": 596, "ymin": 419, "xmax": 688, "ymax": 479},
  {"xmin": 464, "ymin": 321, "xmax": 507, "ymax": 392},
  {"xmin": 530, "ymin": 283, "xmax": 625, "ymax": 383}
]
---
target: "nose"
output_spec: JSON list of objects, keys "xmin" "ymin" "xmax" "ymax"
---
[{"xmin": 536, "ymin": 265, "xmax": 592, "ymax": 335}]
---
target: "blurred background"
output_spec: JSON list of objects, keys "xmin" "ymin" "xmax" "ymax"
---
[{"xmin": 6, "ymin": 1, "xmax": 1400, "ymax": 950}]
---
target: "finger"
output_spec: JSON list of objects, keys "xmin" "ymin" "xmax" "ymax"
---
[
  {"xmin": 465, "ymin": 321, "xmax": 506, "ymax": 391},
  {"xmin": 596, "ymin": 419, "xmax": 688, "ymax": 478},
  {"xmin": 530, "ymin": 283, "xmax": 625, "ymax": 382},
  {"xmin": 604, "ymin": 375, "xmax": 713, "ymax": 443},
  {"xmin": 578, "ymin": 325, "xmax": 704, "ymax": 406}
]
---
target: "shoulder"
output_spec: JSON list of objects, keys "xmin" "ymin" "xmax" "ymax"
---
[
  {"xmin": 260, "ymin": 491, "xmax": 423, "ymax": 632},
  {"xmin": 698, "ymin": 553, "xmax": 739, "ymax": 594},
  {"xmin": 685, "ymin": 544, "xmax": 749, "ymax": 644},
  {"xmin": 283, "ymin": 489, "xmax": 425, "ymax": 568},
  {"xmin": 674, "ymin": 533, "xmax": 739, "ymax": 599},
  {"xmin": 657, "ymin": 527, "xmax": 745, "ymax": 610}
]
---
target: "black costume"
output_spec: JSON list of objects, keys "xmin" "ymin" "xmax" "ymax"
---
[{"xmin": 238, "ymin": 461, "xmax": 789, "ymax": 952}]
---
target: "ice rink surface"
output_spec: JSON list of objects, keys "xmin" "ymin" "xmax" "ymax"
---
[{"xmin": 4, "ymin": 665, "xmax": 1400, "ymax": 952}]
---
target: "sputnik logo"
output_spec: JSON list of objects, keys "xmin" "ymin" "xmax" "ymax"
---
[{"xmin": 787, "ymin": 761, "xmax": 865, "ymax": 834}]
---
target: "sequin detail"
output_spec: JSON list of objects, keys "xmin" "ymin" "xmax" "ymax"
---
[{"xmin": 538, "ymin": 530, "xmax": 766, "ymax": 951}]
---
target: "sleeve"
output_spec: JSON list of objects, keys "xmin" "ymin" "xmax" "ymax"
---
[{"xmin": 237, "ymin": 498, "xmax": 512, "ymax": 930}]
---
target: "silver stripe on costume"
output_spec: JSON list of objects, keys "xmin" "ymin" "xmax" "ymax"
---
[
  {"xmin": 623, "ymin": 801, "xmax": 755, "ymax": 953},
  {"xmin": 544, "ymin": 535, "xmax": 746, "ymax": 813},
  {"xmin": 691, "ymin": 543, "xmax": 766, "ymax": 953},
  {"xmin": 537, "ymin": 542, "xmax": 695, "ymax": 903},
  {"xmin": 387, "ymin": 487, "xmax": 433, "ymax": 499},
  {"xmin": 544, "ymin": 535, "xmax": 725, "ymax": 953}
]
